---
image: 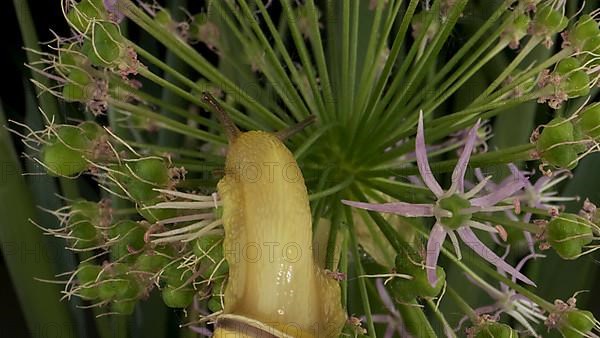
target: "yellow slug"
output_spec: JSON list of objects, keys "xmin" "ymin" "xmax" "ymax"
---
[{"xmin": 204, "ymin": 94, "xmax": 345, "ymax": 338}]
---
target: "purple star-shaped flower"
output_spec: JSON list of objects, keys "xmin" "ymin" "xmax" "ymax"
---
[{"xmin": 343, "ymin": 112, "xmax": 535, "ymax": 287}]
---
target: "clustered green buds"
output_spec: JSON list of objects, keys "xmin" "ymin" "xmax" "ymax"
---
[
  {"xmin": 546, "ymin": 214, "xmax": 594, "ymax": 260},
  {"xmin": 388, "ymin": 249, "xmax": 445, "ymax": 301}
]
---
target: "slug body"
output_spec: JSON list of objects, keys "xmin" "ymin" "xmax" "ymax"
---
[{"xmin": 215, "ymin": 131, "xmax": 345, "ymax": 337}]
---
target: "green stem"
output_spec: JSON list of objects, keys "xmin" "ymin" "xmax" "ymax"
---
[
  {"xmin": 447, "ymin": 287, "xmax": 477, "ymax": 322},
  {"xmin": 346, "ymin": 208, "xmax": 377, "ymax": 338},
  {"xmin": 473, "ymin": 214, "xmax": 540, "ymax": 234}
]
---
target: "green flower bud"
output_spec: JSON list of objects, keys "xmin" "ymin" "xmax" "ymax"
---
[
  {"xmin": 135, "ymin": 250, "xmax": 172, "ymax": 273},
  {"xmin": 536, "ymin": 117, "xmax": 580, "ymax": 169},
  {"xmin": 389, "ymin": 251, "xmax": 445, "ymax": 301},
  {"xmin": 555, "ymin": 58, "xmax": 591, "ymax": 98},
  {"xmin": 193, "ymin": 234, "xmax": 223, "ymax": 259},
  {"xmin": 62, "ymin": 69, "xmax": 92, "ymax": 102},
  {"xmin": 570, "ymin": 15, "xmax": 599, "ymax": 50},
  {"xmin": 76, "ymin": 262, "xmax": 102, "ymax": 300},
  {"xmin": 547, "ymin": 214, "xmax": 594, "ymax": 260},
  {"xmin": 194, "ymin": 235, "xmax": 228, "ymax": 279},
  {"xmin": 69, "ymin": 201, "xmax": 101, "ymax": 249},
  {"xmin": 533, "ymin": 6, "xmax": 568, "ymax": 36},
  {"xmin": 576, "ymin": 103, "xmax": 600, "ymax": 139},
  {"xmin": 162, "ymin": 264, "xmax": 193, "ymax": 288},
  {"xmin": 109, "ymin": 220, "xmax": 146, "ymax": 262},
  {"xmin": 42, "ymin": 125, "xmax": 91, "ymax": 176},
  {"xmin": 162, "ymin": 285, "xmax": 195, "ymax": 308},
  {"xmin": 66, "ymin": 0, "xmax": 106, "ymax": 32},
  {"xmin": 559, "ymin": 310, "xmax": 596, "ymax": 338},
  {"xmin": 98, "ymin": 274, "xmax": 139, "ymax": 301},
  {"xmin": 83, "ymin": 22, "xmax": 123, "ymax": 67},
  {"xmin": 582, "ymin": 35, "xmax": 600, "ymax": 55},
  {"xmin": 124, "ymin": 158, "xmax": 170, "ymax": 202},
  {"xmin": 472, "ymin": 322, "xmax": 518, "ymax": 338}
]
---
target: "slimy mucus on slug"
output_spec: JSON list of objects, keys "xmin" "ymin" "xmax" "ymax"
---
[{"xmin": 203, "ymin": 93, "xmax": 346, "ymax": 338}]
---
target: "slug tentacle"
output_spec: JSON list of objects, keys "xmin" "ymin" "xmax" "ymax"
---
[{"xmin": 202, "ymin": 92, "xmax": 240, "ymax": 141}]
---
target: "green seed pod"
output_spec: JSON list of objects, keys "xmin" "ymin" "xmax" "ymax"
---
[
  {"xmin": 563, "ymin": 72, "xmax": 590, "ymax": 98},
  {"xmin": 559, "ymin": 310, "xmax": 596, "ymax": 338},
  {"xmin": 389, "ymin": 251, "xmax": 445, "ymax": 301},
  {"xmin": 193, "ymin": 234, "xmax": 223, "ymax": 259},
  {"xmin": 547, "ymin": 214, "xmax": 594, "ymax": 260},
  {"xmin": 533, "ymin": 6, "xmax": 568, "ymax": 35},
  {"xmin": 134, "ymin": 158, "xmax": 170, "ymax": 185},
  {"xmin": 42, "ymin": 125, "xmax": 92, "ymax": 176},
  {"xmin": 83, "ymin": 22, "xmax": 123, "ymax": 67},
  {"xmin": 82, "ymin": 21, "xmax": 123, "ymax": 67},
  {"xmin": 162, "ymin": 264, "xmax": 193, "ymax": 288},
  {"xmin": 112, "ymin": 300, "xmax": 137, "ymax": 315},
  {"xmin": 576, "ymin": 103, "xmax": 600, "ymax": 139},
  {"xmin": 472, "ymin": 322, "xmax": 518, "ymax": 338},
  {"xmin": 125, "ymin": 158, "xmax": 170, "ymax": 202},
  {"xmin": 66, "ymin": 0, "xmax": 106, "ymax": 32},
  {"xmin": 570, "ymin": 15, "xmax": 599, "ymax": 50},
  {"xmin": 536, "ymin": 117, "xmax": 580, "ymax": 169},
  {"xmin": 69, "ymin": 200, "xmax": 101, "ymax": 249},
  {"xmin": 161, "ymin": 285, "xmax": 195, "ymax": 308},
  {"xmin": 79, "ymin": 121, "xmax": 105, "ymax": 140},
  {"xmin": 554, "ymin": 58, "xmax": 590, "ymax": 98},
  {"xmin": 134, "ymin": 250, "xmax": 172, "ymax": 273},
  {"xmin": 76, "ymin": 262, "xmax": 102, "ymax": 299},
  {"xmin": 71, "ymin": 220, "xmax": 99, "ymax": 250},
  {"xmin": 109, "ymin": 220, "xmax": 146, "ymax": 262},
  {"xmin": 62, "ymin": 69, "xmax": 92, "ymax": 102},
  {"xmin": 194, "ymin": 235, "xmax": 228, "ymax": 279},
  {"xmin": 582, "ymin": 36, "xmax": 600, "ymax": 55},
  {"xmin": 98, "ymin": 270, "xmax": 140, "ymax": 301}
]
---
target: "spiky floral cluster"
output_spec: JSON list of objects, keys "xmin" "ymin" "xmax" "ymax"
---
[{"xmin": 14, "ymin": 0, "xmax": 600, "ymax": 336}]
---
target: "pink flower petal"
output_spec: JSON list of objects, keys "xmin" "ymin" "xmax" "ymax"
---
[
  {"xmin": 426, "ymin": 223, "xmax": 447, "ymax": 286},
  {"xmin": 416, "ymin": 111, "xmax": 444, "ymax": 197},
  {"xmin": 341, "ymin": 200, "xmax": 435, "ymax": 217},
  {"xmin": 450, "ymin": 120, "xmax": 480, "ymax": 193},
  {"xmin": 469, "ymin": 178, "xmax": 525, "ymax": 208},
  {"xmin": 456, "ymin": 226, "xmax": 536, "ymax": 286}
]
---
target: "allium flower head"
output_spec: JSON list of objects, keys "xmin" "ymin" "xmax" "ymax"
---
[{"xmin": 343, "ymin": 112, "xmax": 534, "ymax": 287}]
